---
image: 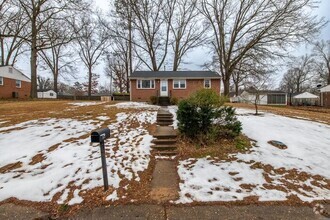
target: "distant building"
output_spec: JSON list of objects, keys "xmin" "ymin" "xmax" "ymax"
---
[
  {"xmin": 37, "ymin": 89, "xmax": 57, "ymax": 99},
  {"xmin": 240, "ymin": 89, "xmax": 287, "ymax": 105},
  {"xmin": 320, "ymin": 85, "xmax": 330, "ymax": 108},
  {"xmin": 292, "ymin": 92, "xmax": 319, "ymax": 106},
  {"xmin": 0, "ymin": 66, "xmax": 31, "ymax": 99}
]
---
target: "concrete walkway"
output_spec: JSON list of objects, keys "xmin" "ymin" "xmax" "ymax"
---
[
  {"xmin": 150, "ymin": 160, "xmax": 179, "ymax": 202},
  {"xmin": 1, "ymin": 203, "xmax": 329, "ymax": 219},
  {"xmin": 72, "ymin": 204, "xmax": 330, "ymax": 220}
]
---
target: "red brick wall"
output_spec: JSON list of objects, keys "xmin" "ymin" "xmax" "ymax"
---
[
  {"xmin": 0, "ymin": 77, "xmax": 31, "ymax": 99},
  {"xmin": 130, "ymin": 79, "xmax": 159, "ymax": 101},
  {"xmin": 130, "ymin": 78, "xmax": 221, "ymax": 102}
]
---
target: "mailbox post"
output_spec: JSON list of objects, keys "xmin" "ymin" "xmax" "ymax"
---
[{"xmin": 91, "ymin": 128, "xmax": 110, "ymax": 191}]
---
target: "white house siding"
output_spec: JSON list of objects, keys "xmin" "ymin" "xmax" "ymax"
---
[
  {"xmin": 241, "ymin": 91, "xmax": 286, "ymax": 105},
  {"xmin": 0, "ymin": 66, "xmax": 30, "ymax": 82},
  {"xmin": 37, "ymin": 90, "xmax": 57, "ymax": 99}
]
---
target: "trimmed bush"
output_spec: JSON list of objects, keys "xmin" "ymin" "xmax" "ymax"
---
[
  {"xmin": 170, "ymin": 97, "xmax": 179, "ymax": 105},
  {"xmin": 177, "ymin": 89, "xmax": 242, "ymax": 144},
  {"xmin": 150, "ymin": 96, "xmax": 158, "ymax": 105}
]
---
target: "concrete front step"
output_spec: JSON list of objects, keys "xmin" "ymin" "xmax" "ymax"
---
[
  {"xmin": 152, "ymin": 145, "xmax": 177, "ymax": 151},
  {"xmin": 157, "ymin": 117, "xmax": 173, "ymax": 121},
  {"xmin": 153, "ymin": 126, "xmax": 177, "ymax": 137},
  {"xmin": 152, "ymin": 139, "xmax": 176, "ymax": 145},
  {"xmin": 157, "ymin": 122, "xmax": 173, "ymax": 126},
  {"xmin": 154, "ymin": 150, "xmax": 178, "ymax": 156}
]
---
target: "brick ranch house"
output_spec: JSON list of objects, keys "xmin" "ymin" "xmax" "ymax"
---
[
  {"xmin": 129, "ymin": 71, "xmax": 221, "ymax": 103},
  {"xmin": 0, "ymin": 66, "xmax": 31, "ymax": 99}
]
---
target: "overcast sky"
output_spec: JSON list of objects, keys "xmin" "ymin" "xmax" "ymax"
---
[{"xmin": 17, "ymin": 0, "xmax": 330, "ymax": 87}]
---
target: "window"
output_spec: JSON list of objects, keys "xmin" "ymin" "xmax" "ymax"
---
[
  {"xmin": 204, "ymin": 79, "xmax": 211, "ymax": 88},
  {"xmin": 0, "ymin": 77, "xmax": 3, "ymax": 85},
  {"xmin": 267, "ymin": 94, "xmax": 286, "ymax": 105},
  {"xmin": 137, "ymin": 79, "xmax": 155, "ymax": 89},
  {"xmin": 49, "ymin": 92, "xmax": 54, "ymax": 96},
  {"xmin": 9, "ymin": 67, "xmax": 13, "ymax": 73},
  {"xmin": 173, "ymin": 79, "xmax": 186, "ymax": 89},
  {"xmin": 16, "ymin": 80, "xmax": 21, "ymax": 88}
]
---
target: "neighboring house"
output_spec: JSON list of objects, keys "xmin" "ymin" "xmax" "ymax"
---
[
  {"xmin": 229, "ymin": 91, "xmax": 243, "ymax": 103},
  {"xmin": 292, "ymin": 92, "xmax": 319, "ymax": 106},
  {"xmin": 37, "ymin": 89, "xmax": 57, "ymax": 99},
  {"xmin": 240, "ymin": 89, "xmax": 287, "ymax": 105},
  {"xmin": 0, "ymin": 66, "xmax": 31, "ymax": 99},
  {"xmin": 129, "ymin": 71, "xmax": 221, "ymax": 102},
  {"xmin": 320, "ymin": 85, "xmax": 330, "ymax": 108}
]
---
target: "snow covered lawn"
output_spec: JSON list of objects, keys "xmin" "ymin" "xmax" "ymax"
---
[
  {"xmin": 177, "ymin": 108, "xmax": 330, "ymax": 203},
  {"xmin": 0, "ymin": 102, "xmax": 157, "ymax": 205}
]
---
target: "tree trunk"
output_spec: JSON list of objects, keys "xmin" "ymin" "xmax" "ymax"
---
[
  {"xmin": 30, "ymin": 20, "xmax": 38, "ymax": 99},
  {"xmin": 127, "ymin": 15, "xmax": 132, "ymax": 93},
  {"xmin": 88, "ymin": 66, "xmax": 92, "ymax": 99},
  {"xmin": 255, "ymin": 102, "xmax": 258, "ymax": 115},
  {"xmin": 54, "ymin": 72, "xmax": 58, "ymax": 94},
  {"xmin": 0, "ymin": 38, "xmax": 4, "ymax": 65},
  {"xmin": 235, "ymin": 82, "xmax": 239, "ymax": 96},
  {"xmin": 223, "ymin": 77, "xmax": 230, "ymax": 96}
]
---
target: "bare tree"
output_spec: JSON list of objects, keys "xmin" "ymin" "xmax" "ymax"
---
[
  {"xmin": 16, "ymin": 0, "xmax": 89, "ymax": 98},
  {"xmin": 75, "ymin": 15, "xmax": 110, "ymax": 98},
  {"xmin": 38, "ymin": 19, "xmax": 77, "ymax": 93},
  {"xmin": 244, "ymin": 73, "xmax": 273, "ymax": 115},
  {"xmin": 104, "ymin": 53, "xmax": 129, "ymax": 93},
  {"xmin": 114, "ymin": 0, "xmax": 134, "ymax": 90},
  {"xmin": 83, "ymin": 73, "xmax": 99, "ymax": 95},
  {"xmin": 37, "ymin": 75, "xmax": 52, "ymax": 90},
  {"xmin": 200, "ymin": 0, "xmax": 325, "ymax": 96},
  {"xmin": 313, "ymin": 40, "xmax": 330, "ymax": 85},
  {"xmin": 170, "ymin": 0, "xmax": 207, "ymax": 71},
  {"xmin": 0, "ymin": 1, "xmax": 28, "ymax": 66},
  {"xmin": 281, "ymin": 55, "xmax": 315, "ymax": 93},
  {"xmin": 129, "ymin": 0, "xmax": 175, "ymax": 71}
]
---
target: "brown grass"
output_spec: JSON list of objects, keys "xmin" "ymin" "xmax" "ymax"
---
[
  {"xmin": 177, "ymin": 134, "xmax": 252, "ymax": 160},
  {"xmin": 228, "ymin": 103, "xmax": 330, "ymax": 125}
]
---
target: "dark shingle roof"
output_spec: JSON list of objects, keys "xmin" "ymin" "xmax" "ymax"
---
[
  {"xmin": 130, "ymin": 71, "xmax": 220, "ymax": 78},
  {"xmin": 245, "ymin": 89, "xmax": 286, "ymax": 94}
]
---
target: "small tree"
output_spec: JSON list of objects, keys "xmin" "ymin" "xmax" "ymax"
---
[{"xmin": 244, "ymin": 74, "xmax": 272, "ymax": 115}]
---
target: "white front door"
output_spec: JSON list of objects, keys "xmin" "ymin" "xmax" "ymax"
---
[{"xmin": 160, "ymin": 79, "xmax": 168, "ymax": 97}]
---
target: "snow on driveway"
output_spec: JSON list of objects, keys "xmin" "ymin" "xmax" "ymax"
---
[
  {"xmin": 0, "ymin": 110, "xmax": 157, "ymax": 204},
  {"xmin": 177, "ymin": 108, "xmax": 330, "ymax": 203}
]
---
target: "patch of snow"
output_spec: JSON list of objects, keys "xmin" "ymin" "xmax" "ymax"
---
[
  {"xmin": 167, "ymin": 105, "xmax": 178, "ymax": 129},
  {"xmin": 106, "ymin": 102, "xmax": 160, "ymax": 110},
  {"xmin": 177, "ymin": 109, "xmax": 330, "ymax": 203},
  {"xmin": 236, "ymin": 108, "xmax": 330, "ymax": 178},
  {"xmin": 155, "ymin": 156, "xmax": 177, "ymax": 160},
  {"xmin": 0, "ymin": 121, "xmax": 8, "ymax": 125},
  {"xmin": 69, "ymin": 102, "xmax": 105, "ymax": 107},
  {"xmin": 0, "ymin": 111, "xmax": 156, "ymax": 204},
  {"xmin": 106, "ymin": 190, "xmax": 118, "ymax": 201},
  {"xmin": 68, "ymin": 189, "xmax": 83, "ymax": 205},
  {"xmin": 96, "ymin": 116, "xmax": 110, "ymax": 121},
  {"xmin": 0, "ymin": 118, "xmax": 99, "ymax": 166}
]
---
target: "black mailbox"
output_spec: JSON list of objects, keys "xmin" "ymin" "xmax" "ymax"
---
[
  {"xmin": 91, "ymin": 128, "xmax": 110, "ymax": 143},
  {"xmin": 91, "ymin": 127, "xmax": 111, "ymax": 191}
]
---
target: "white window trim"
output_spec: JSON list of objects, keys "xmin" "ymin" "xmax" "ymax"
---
[
  {"xmin": 136, "ymin": 79, "xmax": 155, "ymax": 89},
  {"xmin": 173, "ymin": 79, "xmax": 186, "ymax": 89},
  {"xmin": 0, "ymin": 77, "xmax": 3, "ymax": 86},
  {"xmin": 204, "ymin": 79, "xmax": 211, "ymax": 89},
  {"xmin": 16, "ymin": 80, "xmax": 21, "ymax": 88}
]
